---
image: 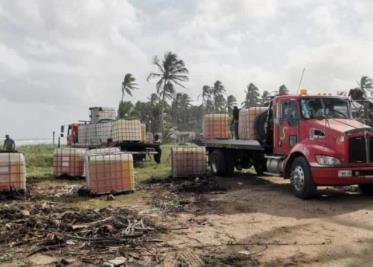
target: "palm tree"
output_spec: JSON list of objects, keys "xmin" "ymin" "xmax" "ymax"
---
[
  {"xmin": 261, "ymin": 90, "xmax": 270, "ymax": 105},
  {"xmin": 211, "ymin": 80, "xmax": 226, "ymax": 112},
  {"xmin": 148, "ymin": 93, "xmax": 159, "ymax": 106},
  {"xmin": 171, "ymin": 93, "xmax": 191, "ymax": 130},
  {"xmin": 243, "ymin": 83, "xmax": 259, "ymax": 108},
  {"xmin": 199, "ymin": 85, "xmax": 211, "ymax": 103},
  {"xmin": 147, "ymin": 52, "xmax": 189, "ymax": 137},
  {"xmin": 279, "ymin": 84, "xmax": 289, "ymax": 96},
  {"xmin": 121, "ymin": 73, "xmax": 137, "ymax": 103},
  {"xmin": 199, "ymin": 85, "xmax": 214, "ymax": 113},
  {"xmin": 118, "ymin": 101, "xmax": 134, "ymax": 119},
  {"xmin": 359, "ymin": 76, "xmax": 373, "ymax": 98},
  {"xmin": 211, "ymin": 80, "xmax": 225, "ymax": 97},
  {"xmin": 227, "ymin": 95, "xmax": 237, "ymax": 113}
]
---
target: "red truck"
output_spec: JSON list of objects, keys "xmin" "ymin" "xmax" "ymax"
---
[
  {"xmin": 66, "ymin": 123, "xmax": 80, "ymax": 146},
  {"xmin": 204, "ymin": 94, "xmax": 373, "ymax": 199}
]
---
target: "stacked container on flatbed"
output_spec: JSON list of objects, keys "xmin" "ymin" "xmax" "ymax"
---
[
  {"xmin": 202, "ymin": 114, "xmax": 230, "ymax": 139},
  {"xmin": 239, "ymin": 107, "xmax": 268, "ymax": 140}
]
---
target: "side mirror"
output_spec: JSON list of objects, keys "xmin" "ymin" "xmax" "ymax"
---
[{"xmin": 60, "ymin": 125, "xmax": 65, "ymax": 137}]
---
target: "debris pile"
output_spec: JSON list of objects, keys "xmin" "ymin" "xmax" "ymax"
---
[
  {"xmin": 174, "ymin": 177, "xmax": 226, "ymax": 194},
  {"xmin": 144, "ymin": 176, "xmax": 226, "ymax": 194},
  {"xmin": 145, "ymin": 177, "xmax": 226, "ymax": 214},
  {"xmin": 0, "ymin": 201, "xmax": 160, "ymax": 265}
]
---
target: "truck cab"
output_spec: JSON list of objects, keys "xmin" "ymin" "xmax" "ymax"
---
[
  {"xmin": 66, "ymin": 123, "xmax": 80, "ymax": 146},
  {"xmin": 267, "ymin": 94, "xmax": 373, "ymax": 198}
]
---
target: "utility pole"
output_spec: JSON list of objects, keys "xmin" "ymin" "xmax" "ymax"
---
[
  {"xmin": 53, "ymin": 131, "xmax": 55, "ymax": 145},
  {"xmin": 296, "ymin": 68, "xmax": 306, "ymax": 94}
]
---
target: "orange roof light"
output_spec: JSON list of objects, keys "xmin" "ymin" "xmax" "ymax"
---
[{"xmin": 299, "ymin": 88, "xmax": 308, "ymax": 96}]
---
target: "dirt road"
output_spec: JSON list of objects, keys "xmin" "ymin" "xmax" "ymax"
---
[
  {"xmin": 147, "ymin": 173, "xmax": 373, "ymax": 267},
  {"xmin": 2, "ymin": 173, "xmax": 373, "ymax": 266}
]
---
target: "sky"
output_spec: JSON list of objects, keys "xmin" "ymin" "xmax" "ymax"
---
[{"xmin": 1, "ymin": 0, "xmax": 373, "ymax": 139}]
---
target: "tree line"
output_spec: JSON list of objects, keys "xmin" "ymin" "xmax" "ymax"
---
[
  {"xmin": 119, "ymin": 51, "xmax": 373, "ymax": 139},
  {"xmin": 118, "ymin": 51, "xmax": 290, "ymax": 139}
]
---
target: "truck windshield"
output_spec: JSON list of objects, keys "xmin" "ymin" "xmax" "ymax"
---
[{"xmin": 301, "ymin": 98, "xmax": 350, "ymax": 119}]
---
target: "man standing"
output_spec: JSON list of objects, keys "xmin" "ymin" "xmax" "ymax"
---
[
  {"xmin": 153, "ymin": 134, "xmax": 162, "ymax": 164},
  {"xmin": 231, "ymin": 106, "xmax": 240, "ymax": 139},
  {"xmin": 3, "ymin": 135, "xmax": 16, "ymax": 152}
]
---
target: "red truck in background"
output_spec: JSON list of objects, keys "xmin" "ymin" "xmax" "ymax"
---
[
  {"xmin": 66, "ymin": 123, "xmax": 79, "ymax": 146},
  {"xmin": 204, "ymin": 93, "xmax": 373, "ymax": 199}
]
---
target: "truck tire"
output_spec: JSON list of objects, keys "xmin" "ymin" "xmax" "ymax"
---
[
  {"xmin": 290, "ymin": 157, "xmax": 317, "ymax": 199},
  {"xmin": 255, "ymin": 111, "xmax": 267, "ymax": 144},
  {"xmin": 210, "ymin": 150, "xmax": 228, "ymax": 176},
  {"xmin": 253, "ymin": 161, "xmax": 265, "ymax": 176},
  {"xmin": 225, "ymin": 152, "xmax": 235, "ymax": 176},
  {"xmin": 359, "ymin": 184, "xmax": 373, "ymax": 195}
]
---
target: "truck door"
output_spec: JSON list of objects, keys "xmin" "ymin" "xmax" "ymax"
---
[{"xmin": 274, "ymin": 100, "xmax": 299, "ymax": 155}]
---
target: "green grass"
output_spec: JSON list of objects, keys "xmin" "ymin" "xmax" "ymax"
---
[
  {"xmin": 17, "ymin": 144, "xmax": 173, "ymax": 209},
  {"xmin": 135, "ymin": 144, "xmax": 171, "ymax": 182},
  {"xmin": 18, "ymin": 144, "xmax": 56, "ymax": 178}
]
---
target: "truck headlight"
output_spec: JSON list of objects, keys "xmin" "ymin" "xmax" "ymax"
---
[
  {"xmin": 316, "ymin": 155, "xmax": 341, "ymax": 166},
  {"xmin": 337, "ymin": 134, "xmax": 345, "ymax": 143}
]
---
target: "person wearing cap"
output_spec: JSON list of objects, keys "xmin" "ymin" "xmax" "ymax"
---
[{"xmin": 3, "ymin": 135, "xmax": 15, "ymax": 152}]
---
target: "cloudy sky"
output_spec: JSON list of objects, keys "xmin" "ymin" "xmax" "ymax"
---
[{"xmin": 1, "ymin": 0, "xmax": 373, "ymax": 139}]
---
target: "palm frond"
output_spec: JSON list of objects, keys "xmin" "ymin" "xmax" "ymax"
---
[{"xmin": 147, "ymin": 72, "xmax": 161, "ymax": 82}]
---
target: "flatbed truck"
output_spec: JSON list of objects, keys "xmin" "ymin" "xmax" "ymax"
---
[{"xmin": 204, "ymin": 94, "xmax": 373, "ymax": 199}]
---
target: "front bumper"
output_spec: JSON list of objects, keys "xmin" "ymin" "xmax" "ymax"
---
[{"xmin": 311, "ymin": 166, "xmax": 373, "ymax": 185}]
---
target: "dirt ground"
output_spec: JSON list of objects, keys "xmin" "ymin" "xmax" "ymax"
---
[{"xmin": 2, "ymin": 173, "xmax": 373, "ymax": 267}]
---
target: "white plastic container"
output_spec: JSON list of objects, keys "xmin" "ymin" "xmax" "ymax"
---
[
  {"xmin": 89, "ymin": 107, "xmax": 116, "ymax": 124},
  {"xmin": 171, "ymin": 147, "xmax": 207, "ymax": 178},
  {"xmin": 0, "ymin": 153, "xmax": 26, "ymax": 192},
  {"xmin": 112, "ymin": 120, "xmax": 142, "ymax": 142},
  {"xmin": 86, "ymin": 153, "xmax": 134, "ymax": 194},
  {"xmin": 238, "ymin": 107, "xmax": 267, "ymax": 140},
  {"xmin": 53, "ymin": 148, "xmax": 87, "ymax": 177},
  {"xmin": 77, "ymin": 124, "xmax": 89, "ymax": 146},
  {"xmin": 89, "ymin": 122, "xmax": 113, "ymax": 146},
  {"xmin": 141, "ymin": 123, "xmax": 146, "ymax": 142},
  {"xmin": 202, "ymin": 114, "xmax": 230, "ymax": 139}
]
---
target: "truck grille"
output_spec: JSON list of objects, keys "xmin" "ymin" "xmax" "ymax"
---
[{"xmin": 349, "ymin": 136, "xmax": 373, "ymax": 163}]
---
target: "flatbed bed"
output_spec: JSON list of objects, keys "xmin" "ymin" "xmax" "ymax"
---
[{"xmin": 203, "ymin": 139, "xmax": 264, "ymax": 151}]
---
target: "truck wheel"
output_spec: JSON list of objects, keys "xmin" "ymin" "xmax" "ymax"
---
[
  {"xmin": 359, "ymin": 184, "xmax": 373, "ymax": 195},
  {"xmin": 253, "ymin": 161, "xmax": 265, "ymax": 176},
  {"xmin": 290, "ymin": 157, "xmax": 317, "ymax": 199},
  {"xmin": 225, "ymin": 152, "xmax": 235, "ymax": 176},
  {"xmin": 210, "ymin": 150, "xmax": 227, "ymax": 176}
]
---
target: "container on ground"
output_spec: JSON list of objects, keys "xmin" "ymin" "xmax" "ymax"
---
[
  {"xmin": 0, "ymin": 152, "xmax": 26, "ymax": 192},
  {"xmin": 53, "ymin": 148, "xmax": 87, "ymax": 177},
  {"xmin": 171, "ymin": 146, "xmax": 207, "ymax": 178},
  {"xmin": 86, "ymin": 153, "xmax": 135, "ymax": 195}
]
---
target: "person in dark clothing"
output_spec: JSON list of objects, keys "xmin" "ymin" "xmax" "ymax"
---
[
  {"xmin": 153, "ymin": 134, "xmax": 162, "ymax": 164},
  {"xmin": 3, "ymin": 135, "xmax": 15, "ymax": 152},
  {"xmin": 231, "ymin": 106, "xmax": 239, "ymax": 139}
]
